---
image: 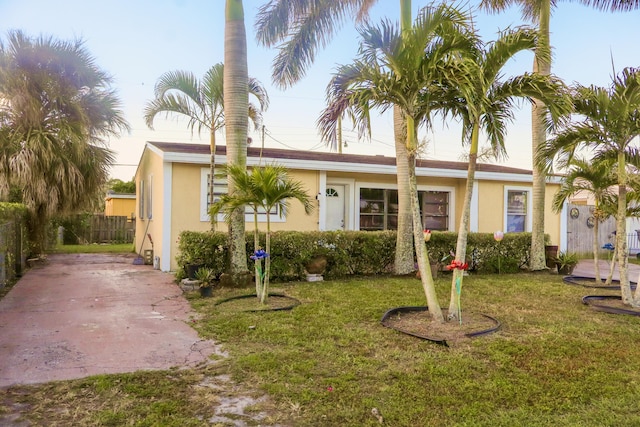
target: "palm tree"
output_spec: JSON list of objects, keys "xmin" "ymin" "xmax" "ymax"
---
[
  {"xmin": 538, "ymin": 67, "xmax": 640, "ymax": 307},
  {"xmin": 318, "ymin": 4, "xmax": 479, "ymax": 322},
  {"xmin": 225, "ymin": 0, "xmax": 251, "ymax": 276},
  {"xmin": 0, "ymin": 30, "xmax": 129, "ymax": 253},
  {"xmin": 210, "ymin": 164, "xmax": 314, "ymax": 303},
  {"xmin": 481, "ymin": 0, "xmax": 640, "ymax": 272},
  {"xmin": 442, "ymin": 27, "xmax": 571, "ymax": 320},
  {"xmin": 143, "ymin": 63, "xmax": 269, "ymax": 224},
  {"xmin": 551, "ymin": 158, "xmax": 617, "ymax": 283},
  {"xmin": 255, "ymin": 0, "xmax": 417, "ymax": 275}
]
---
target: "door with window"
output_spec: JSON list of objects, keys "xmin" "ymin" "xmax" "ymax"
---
[{"xmin": 326, "ymin": 185, "xmax": 345, "ymax": 230}]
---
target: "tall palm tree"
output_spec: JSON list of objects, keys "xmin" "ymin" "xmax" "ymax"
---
[
  {"xmin": 538, "ymin": 67, "xmax": 640, "ymax": 307},
  {"xmin": 442, "ymin": 27, "xmax": 571, "ymax": 320},
  {"xmin": 481, "ymin": 0, "xmax": 640, "ymax": 272},
  {"xmin": 225, "ymin": 0, "xmax": 251, "ymax": 276},
  {"xmin": 143, "ymin": 63, "xmax": 269, "ymax": 223},
  {"xmin": 255, "ymin": 0, "xmax": 416, "ymax": 275},
  {"xmin": 0, "ymin": 30, "xmax": 129, "ymax": 253},
  {"xmin": 551, "ymin": 158, "xmax": 617, "ymax": 283},
  {"xmin": 318, "ymin": 4, "xmax": 479, "ymax": 322},
  {"xmin": 210, "ymin": 164, "xmax": 314, "ymax": 303}
]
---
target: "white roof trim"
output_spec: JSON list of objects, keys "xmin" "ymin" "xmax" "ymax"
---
[{"xmin": 148, "ymin": 143, "xmax": 544, "ymax": 184}]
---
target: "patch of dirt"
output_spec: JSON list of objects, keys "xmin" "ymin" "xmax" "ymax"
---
[
  {"xmin": 585, "ymin": 296, "xmax": 640, "ymax": 315},
  {"xmin": 383, "ymin": 309, "xmax": 499, "ymax": 346}
]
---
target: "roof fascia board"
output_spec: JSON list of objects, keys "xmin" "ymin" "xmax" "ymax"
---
[{"xmin": 158, "ymin": 149, "xmax": 536, "ymax": 183}]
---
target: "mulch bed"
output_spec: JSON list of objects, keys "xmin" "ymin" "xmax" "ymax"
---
[{"xmin": 382, "ymin": 307, "xmax": 500, "ymax": 346}]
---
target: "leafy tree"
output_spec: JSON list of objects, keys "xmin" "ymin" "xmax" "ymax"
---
[
  {"xmin": 255, "ymin": 0, "xmax": 417, "ymax": 275},
  {"xmin": 0, "ymin": 30, "xmax": 129, "ymax": 253},
  {"xmin": 143, "ymin": 63, "xmax": 269, "ymax": 224},
  {"xmin": 538, "ymin": 67, "xmax": 640, "ymax": 307},
  {"xmin": 210, "ymin": 164, "xmax": 313, "ymax": 303},
  {"xmin": 481, "ymin": 0, "xmax": 640, "ymax": 272},
  {"xmin": 442, "ymin": 27, "xmax": 570, "ymax": 320},
  {"xmin": 318, "ymin": 4, "xmax": 478, "ymax": 322},
  {"xmin": 107, "ymin": 178, "xmax": 136, "ymax": 194}
]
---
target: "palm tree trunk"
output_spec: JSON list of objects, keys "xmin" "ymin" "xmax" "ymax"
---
[
  {"xmin": 616, "ymin": 153, "xmax": 632, "ymax": 304},
  {"xmin": 448, "ymin": 122, "xmax": 479, "ymax": 320},
  {"xmin": 406, "ymin": 116, "xmax": 444, "ymax": 322},
  {"xmin": 261, "ymin": 214, "xmax": 271, "ymax": 304},
  {"xmin": 592, "ymin": 216, "xmax": 602, "ymax": 283},
  {"xmin": 224, "ymin": 0, "xmax": 249, "ymax": 276},
  {"xmin": 530, "ymin": 0, "xmax": 551, "ymax": 271},
  {"xmin": 253, "ymin": 210, "xmax": 260, "ymax": 296},
  {"xmin": 391, "ymin": 0, "xmax": 415, "ymax": 276},
  {"xmin": 209, "ymin": 130, "xmax": 216, "ymax": 231},
  {"xmin": 393, "ymin": 106, "xmax": 414, "ymax": 275}
]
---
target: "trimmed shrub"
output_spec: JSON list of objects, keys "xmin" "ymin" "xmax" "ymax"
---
[{"xmin": 175, "ymin": 230, "xmax": 539, "ymax": 283}]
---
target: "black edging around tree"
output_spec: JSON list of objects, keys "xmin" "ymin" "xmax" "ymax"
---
[
  {"xmin": 213, "ymin": 293, "xmax": 301, "ymax": 312},
  {"xmin": 380, "ymin": 306, "xmax": 501, "ymax": 347}
]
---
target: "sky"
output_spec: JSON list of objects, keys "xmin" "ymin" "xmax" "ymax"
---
[{"xmin": 1, "ymin": 0, "xmax": 639, "ymax": 181}]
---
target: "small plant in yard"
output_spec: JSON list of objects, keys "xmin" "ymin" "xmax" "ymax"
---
[
  {"xmin": 194, "ymin": 267, "xmax": 218, "ymax": 288},
  {"xmin": 210, "ymin": 164, "xmax": 313, "ymax": 304},
  {"xmin": 556, "ymin": 251, "xmax": 579, "ymax": 274}
]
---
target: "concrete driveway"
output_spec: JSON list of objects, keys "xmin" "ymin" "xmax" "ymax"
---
[{"xmin": 0, "ymin": 253, "xmax": 218, "ymax": 387}]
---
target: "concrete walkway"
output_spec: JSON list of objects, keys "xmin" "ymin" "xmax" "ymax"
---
[
  {"xmin": 573, "ymin": 258, "xmax": 640, "ymax": 282},
  {"xmin": 0, "ymin": 253, "xmax": 219, "ymax": 387}
]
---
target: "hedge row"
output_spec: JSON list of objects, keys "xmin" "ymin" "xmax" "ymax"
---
[{"xmin": 176, "ymin": 230, "xmax": 538, "ymax": 282}]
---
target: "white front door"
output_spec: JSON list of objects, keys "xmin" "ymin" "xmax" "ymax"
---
[{"xmin": 326, "ymin": 185, "xmax": 345, "ymax": 230}]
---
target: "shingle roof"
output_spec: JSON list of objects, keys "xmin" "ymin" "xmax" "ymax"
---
[{"xmin": 147, "ymin": 141, "xmax": 533, "ymax": 175}]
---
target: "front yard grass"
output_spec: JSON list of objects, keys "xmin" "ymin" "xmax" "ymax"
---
[
  {"xmin": 3, "ymin": 272, "xmax": 640, "ymax": 426},
  {"xmin": 190, "ymin": 273, "xmax": 640, "ymax": 426},
  {"xmin": 50, "ymin": 243, "xmax": 135, "ymax": 254}
]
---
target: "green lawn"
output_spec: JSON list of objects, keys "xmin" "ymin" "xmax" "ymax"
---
[
  {"xmin": 3, "ymin": 271, "xmax": 640, "ymax": 426},
  {"xmin": 50, "ymin": 243, "xmax": 136, "ymax": 254}
]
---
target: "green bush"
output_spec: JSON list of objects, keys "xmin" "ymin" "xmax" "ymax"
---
[
  {"xmin": 175, "ymin": 231, "xmax": 228, "ymax": 281},
  {"xmin": 175, "ymin": 230, "xmax": 540, "ymax": 283},
  {"xmin": 0, "ymin": 203, "xmax": 29, "ymax": 280}
]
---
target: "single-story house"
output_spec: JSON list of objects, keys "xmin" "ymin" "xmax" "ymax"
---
[
  {"xmin": 134, "ymin": 141, "xmax": 568, "ymax": 272},
  {"xmin": 104, "ymin": 193, "xmax": 136, "ymax": 219}
]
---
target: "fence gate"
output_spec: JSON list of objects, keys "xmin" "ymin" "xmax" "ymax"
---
[{"xmin": 566, "ymin": 204, "xmax": 616, "ymax": 255}]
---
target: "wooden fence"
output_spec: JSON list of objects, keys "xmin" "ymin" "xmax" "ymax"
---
[{"xmin": 68, "ymin": 215, "xmax": 135, "ymax": 244}]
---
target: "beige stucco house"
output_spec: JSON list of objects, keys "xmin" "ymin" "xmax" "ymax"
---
[{"xmin": 134, "ymin": 141, "xmax": 568, "ymax": 272}]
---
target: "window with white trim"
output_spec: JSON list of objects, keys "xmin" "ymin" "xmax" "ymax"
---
[
  {"xmin": 504, "ymin": 187, "xmax": 531, "ymax": 232},
  {"xmin": 358, "ymin": 188, "xmax": 451, "ymax": 231},
  {"xmin": 200, "ymin": 168, "xmax": 284, "ymax": 223}
]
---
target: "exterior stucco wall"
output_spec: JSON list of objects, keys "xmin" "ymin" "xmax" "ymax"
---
[
  {"xmin": 244, "ymin": 169, "xmax": 320, "ymax": 233},
  {"xmin": 105, "ymin": 198, "xmax": 136, "ymax": 217},
  {"xmin": 476, "ymin": 180, "xmax": 562, "ymax": 245},
  {"xmin": 544, "ymin": 183, "xmax": 562, "ymax": 246},
  {"xmin": 135, "ymin": 149, "xmax": 165, "ymax": 268}
]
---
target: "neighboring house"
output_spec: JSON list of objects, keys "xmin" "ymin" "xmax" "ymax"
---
[
  {"xmin": 135, "ymin": 141, "xmax": 568, "ymax": 272},
  {"xmin": 104, "ymin": 193, "xmax": 136, "ymax": 219}
]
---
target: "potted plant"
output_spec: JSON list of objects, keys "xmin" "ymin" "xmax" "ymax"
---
[
  {"xmin": 303, "ymin": 240, "xmax": 334, "ymax": 281},
  {"xmin": 194, "ymin": 267, "xmax": 218, "ymax": 297},
  {"xmin": 556, "ymin": 251, "xmax": 579, "ymax": 275}
]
